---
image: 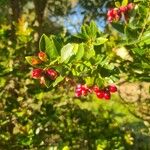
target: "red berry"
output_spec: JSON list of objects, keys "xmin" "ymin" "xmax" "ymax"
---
[
  {"xmin": 82, "ymin": 84, "xmax": 88, "ymax": 90},
  {"xmin": 107, "ymin": 16, "xmax": 113, "ymax": 22},
  {"xmin": 127, "ymin": 3, "xmax": 134, "ymax": 10},
  {"xmin": 107, "ymin": 8, "xmax": 120, "ymax": 22},
  {"xmin": 108, "ymin": 85, "xmax": 117, "ymax": 93},
  {"xmin": 76, "ymin": 84, "xmax": 82, "ymax": 89},
  {"xmin": 75, "ymin": 91, "xmax": 82, "ymax": 97},
  {"xmin": 46, "ymin": 69, "xmax": 58, "ymax": 80},
  {"xmin": 104, "ymin": 92, "xmax": 111, "ymax": 100},
  {"xmin": 107, "ymin": 9, "xmax": 114, "ymax": 17},
  {"xmin": 96, "ymin": 91, "xmax": 104, "ymax": 99},
  {"xmin": 76, "ymin": 87, "xmax": 82, "ymax": 93},
  {"xmin": 119, "ymin": 6, "xmax": 128, "ymax": 13},
  {"xmin": 31, "ymin": 68, "xmax": 43, "ymax": 79},
  {"xmin": 75, "ymin": 84, "xmax": 92, "ymax": 97},
  {"xmin": 93, "ymin": 85, "xmax": 100, "ymax": 93},
  {"xmin": 38, "ymin": 51, "xmax": 48, "ymax": 62},
  {"xmin": 82, "ymin": 89, "xmax": 88, "ymax": 96}
]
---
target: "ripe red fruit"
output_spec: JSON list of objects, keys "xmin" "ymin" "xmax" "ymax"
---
[
  {"xmin": 38, "ymin": 51, "xmax": 48, "ymax": 62},
  {"xmin": 96, "ymin": 91, "xmax": 104, "ymax": 99},
  {"xmin": 119, "ymin": 6, "xmax": 128, "ymax": 13},
  {"xmin": 75, "ymin": 91, "xmax": 82, "ymax": 97},
  {"xmin": 46, "ymin": 69, "xmax": 58, "ymax": 80},
  {"xmin": 127, "ymin": 3, "xmax": 134, "ymax": 10},
  {"xmin": 107, "ymin": 9, "xmax": 114, "ymax": 17},
  {"xmin": 103, "ymin": 92, "xmax": 111, "ymax": 100},
  {"xmin": 108, "ymin": 85, "xmax": 117, "ymax": 93},
  {"xmin": 31, "ymin": 68, "xmax": 43, "ymax": 79},
  {"xmin": 76, "ymin": 87, "xmax": 82, "ymax": 93},
  {"xmin": 107, "ymin": 8, "xmax": 120, "ymax": 22},
  {"xmin": 76, "ymin": 84, "xmax": 82, "ymax": 89},
  {"xmin": 82, "ymin": 89, "xmax": 88, "ymax": 96},
  {"xmin": 75, "ymin": 84, "xmax": 92, "ymax": 97},
  {"xmin": 93, "ymin": 85, "xmax": 100, "ymax": 93}
]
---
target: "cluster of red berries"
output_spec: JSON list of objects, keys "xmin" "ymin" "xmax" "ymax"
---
[
  {"xmin": 31, "ymin": 68, "xmax": 58, "ymax": 84},
  {"xmin": 31, "ymin": 51, "xmax": 58, "ymax": 85},
  {"xmin": 75, "ymin": 84, "xmax": 117, "ymax": 100},
  {"xmin": 107, "ymin": 3, "xmax": 134, "ymax": 22},
  {"xmin": 93, "ymin": 85, "xmax": 117, "ymax": 100},
  {"xmin": 75, "ymin": 84, "xmax": 92, "ymax": 97}
]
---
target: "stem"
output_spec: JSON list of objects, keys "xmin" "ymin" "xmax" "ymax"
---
[{"xmin": 138, "ymin": 7, "xmax": 150, "ymax": 40}]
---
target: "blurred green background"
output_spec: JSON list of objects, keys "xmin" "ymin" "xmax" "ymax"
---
[{"xmin": 0, "ymin": 0, "xmax": 150, "ymax": 149}]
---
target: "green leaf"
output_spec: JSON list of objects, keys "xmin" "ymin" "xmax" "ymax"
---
[
  {"xmin": 81, "ymin": 26, "xmax": 89, "ymax": 39},
  {"xmin": 111, "ymin": 23, "xmax": 124, "ymax": 33},
  {"xmin": 39, "ymin": 34, "xmax": 59, "ymax": 60},
  {"xmin": 125, "ymin": 26, "xmax": 139, "ymax": 41},
  {"xmin": 140, "ymin": 30, "xmax": 150, "ymax": 44},
  {"xmin": 94, "ymin": 37, "xmax": 108, "ymax": 45},
  {"xmin": 115, "ymin": 2, "xmax": 121, "ymax": 8},
  {"xmin": 84, "ymin": 45, "xmax": 95, "ymax": 59},
  {"xmin": 60, "ymin": 43, "xmax": 75, "ymax": 63},
  {"xmin": 132, "ymin": 48, "xmax": 145, "ymax": 56},
  {"xmin": 122, "ymin": 0, "xmax": 128, "ymax": 6},
  {"xmin": 53, "ymin": 75, "xmax": 65, "ymax": 87},
  {"xmin": 72, "ymin": 44, "xmax": 79, "ymax": 54},
  {"xmin": 89, "ymin": 21, "xmax": 98, "ymax": 38},
  {"xmin": 0, "ymin": 77, "xmax": 6, "ymax": 88},
  {"xmin": 44, "ymin": 77, "xmax": 53, "ymax": 88},
  {"xmin": 52, "ymin": 35, "xmax": 64, "ymax": 53},
  {"xmin": 75, "ymin": 43, "xmax": 85, "ymax": 60},
  {"xmin": 85, "ymin": 77, "xmax": 94, "ymax": 86},
  {"xmin": 95, "ymin": 77, "xmax": 104, "ymax": 88},
  {"xmin": 80, "ymin": 21, "xmax": 99, "ymax": 40}
]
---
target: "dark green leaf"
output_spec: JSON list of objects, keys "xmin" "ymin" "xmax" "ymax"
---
[
  {"xmin": 111, "ymin": 23, "xmax": 124, "ymax": 33},
  {"xmin": 39, "ymin": 34, "xmax": 59, "ymax": 60}
]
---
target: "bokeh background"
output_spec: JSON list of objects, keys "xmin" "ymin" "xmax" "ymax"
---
[{"xmin": 0, "ymin": 0, "xmax": 150, "ymax": 149}]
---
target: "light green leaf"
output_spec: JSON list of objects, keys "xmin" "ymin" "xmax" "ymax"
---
[
  {"xmin": 75, "ymin": 43, "xmax": 85, "ymax": 60},
  {"xmin": 90, "ymin": 21, "xmax": 98, "ymax": 38},
  {"xmin": 115, "ymin": 2, "xmax": 121, "ymax": 8},
  {"xmin": 122, "ymin": 0, "xmax": 128, "ymax": 6},
  {"xmin": 84, "ymin": 45, "xmax": 95, "ymax": 59},
  {"xmin": 62, "ymin": 146, "xmax": 70, "ymax": 150},
  {"xmin": 53, "ymin": 75, "xmax": 65, "ymax": 87},
  {"xmin": 94, "ymin": 37, "xmax": 108, "ymax": 45},
  {"xmin": 81, "ymin": 26, "xmax": 89, "ymax": 39},
  {"xmin": 85, "ymin": 77, "xmax": 94, "ymax": 86},
  {"xmin": 60, "ymin": 43, "xmax": 75, "ymax": 63},
  {"xmin": 140, "ymin": 30, "xmax": 150, "ymax": 44},
  {"xmin": 72, "ymin": 44, "xmax": 79, "ymax": 54}
]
